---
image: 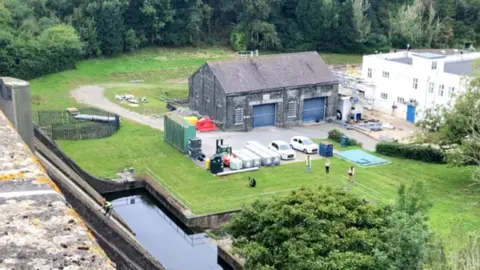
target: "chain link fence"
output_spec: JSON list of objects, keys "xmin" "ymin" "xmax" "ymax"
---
[{"xmin": 35, "ymin": 108, "xmax": 120, "ymax": 140}]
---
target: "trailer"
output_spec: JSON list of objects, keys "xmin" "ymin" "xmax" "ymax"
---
[
  {"xmin": 244, "ymin": 144, "xmax": 273, "ymax": 166},
  {"xmin": 246, "ymin": 141, "xmax": 281, "ymax": 165},
  {"xmin": 232, "ymin": 149, "xmax": 254, "ymax": 168}
]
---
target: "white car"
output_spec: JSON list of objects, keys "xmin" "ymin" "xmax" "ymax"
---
[
  {"xmin": 268, "ymin": 140, "xmax": 296, "ymax": 160},
  {"xmin": 290, "ymin": 136, "xmax": 318, "ymax": 154}
]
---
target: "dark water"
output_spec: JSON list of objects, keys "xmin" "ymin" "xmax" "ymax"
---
[{"xmin": 105, "ymin": 190, "xmax": 228, "ymax": 270}]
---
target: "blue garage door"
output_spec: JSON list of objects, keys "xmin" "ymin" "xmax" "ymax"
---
[
  {"xmin": 303, "ymin": 97, "xmax": 326, "ymax": 122},
  {"xmin": 253, "ymin": 103, "xmax": 276, "ymax": 128},
  {"xmin": 406, "ymin": 105, "xmax": 416, "ymax": 123}
]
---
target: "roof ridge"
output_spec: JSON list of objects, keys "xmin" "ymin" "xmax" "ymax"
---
[{"xmin": 206, "ymin": 51, "xmax": 319, "ymax": 65}]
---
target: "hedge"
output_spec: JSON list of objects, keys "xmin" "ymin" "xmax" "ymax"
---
[
  {"xmin": 328, "ymin": 129, "xmax": 362, "ymax": 147},
  {"xmin": 376, "ymin": 142, "xmax": 446, "ymax": 164}
]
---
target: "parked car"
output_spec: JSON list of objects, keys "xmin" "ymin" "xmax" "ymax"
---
[
  {"xmin": 268, "ymin": 140, "xmax": 296, "ymax": 160},
  {"xmin": 290, "ymin": 136, "xmax": 318, "ymax": 154}
]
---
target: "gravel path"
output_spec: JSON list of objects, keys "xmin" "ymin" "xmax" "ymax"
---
[{"xmin": 71, "ymin": 84, "xmax": 165, "ymax": 131}]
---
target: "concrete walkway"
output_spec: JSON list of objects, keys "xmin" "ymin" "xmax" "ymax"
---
[{"xmin": 71, "ymin": 84, "xmax": 165, "ymax": 130}]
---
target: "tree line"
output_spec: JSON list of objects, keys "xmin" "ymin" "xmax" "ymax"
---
[{"xmin": 0, "ymin": 0, "xmax": 479, "ymax": 79}]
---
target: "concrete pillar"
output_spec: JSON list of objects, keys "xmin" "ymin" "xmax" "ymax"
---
[{"xmin": 0, "ymin": 77, "xmax": 34, "ymax": 152}]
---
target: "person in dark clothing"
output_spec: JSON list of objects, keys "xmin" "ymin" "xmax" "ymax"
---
[
  {"xmin": 102, "ymin": 199, "xmax": 113, "ymax": 217},
  {"xmin": 249, "ymin": 177, "xmax": 257, "ymax": 188},
  {"xmin": 325, "ymin": 159, "xmax": 330, "ymax": 174}
]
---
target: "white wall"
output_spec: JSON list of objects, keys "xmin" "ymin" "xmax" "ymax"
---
[{"xmin": 361, "ymin": 52, "xmax": 478, "ymax": 122}]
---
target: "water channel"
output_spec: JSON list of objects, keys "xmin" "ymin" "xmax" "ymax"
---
[{"xmin": 105, "ymin": 190, "xmax": 231, "ymax": 270}]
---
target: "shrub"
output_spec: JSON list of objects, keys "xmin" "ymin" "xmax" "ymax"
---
[
  {"xmin": 328, "ymin": 129, "xmax": 362, "ymax": 147},
  {"xmin": 376, "ymin": 142, "xmax": 446, "ymax": 164}
]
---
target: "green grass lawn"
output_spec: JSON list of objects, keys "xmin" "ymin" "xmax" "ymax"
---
[
  {"xmin": 30, "ymin": 46, "xmax": 361, "ymax": 112},
  {"xmin": 57, "ymin": 121, "xmax": 480, "ymax": 244}
]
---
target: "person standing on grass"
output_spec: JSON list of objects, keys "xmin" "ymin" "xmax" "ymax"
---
[
  {"xmin": 325, "ymin": 159, "xmax": 330, "ymax": 174},
  {"xmin": 347, "ymin": 166, "xmax": 355, "ymax": 183},
  {"xmin": 306, "ymin": 155, "xmax": 312, "ymax": 173}
]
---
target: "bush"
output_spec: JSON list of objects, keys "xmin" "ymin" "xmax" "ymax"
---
[
  {"xmin": 328, "ymin": 129, "xmax": 362, "ymax": 147},
  {"xmin": 376, "ymin": 142, "xmax": 446, "ymax": 164}
]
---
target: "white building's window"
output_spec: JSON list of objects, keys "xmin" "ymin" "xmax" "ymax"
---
[
  {"xmin": 287, "ymin": 101, "xmax": 297, "ymax": 118},
  {"xmin": 382, "ymin": 71, "xmax": 389, "ymax": 78},
  {"xmin": 397, "ymin": 97, "xmax": 405, "ymax": 103},
  {"xmin": 234, "ymin": 108, "xmax": 243, "ymax": 125},
  {"xmin": 367, "ymin": 68, "xmax": 372, "ymax": 78},
  {"xmin": 438, "ymin": 85, "xmax": 444, "ymax": 97},
  {"xmin": 381, "ymin": 93, "xmax": 388, "ymax": 99},
  {"xmin": 412, "ymin": 78, "xmax": 418, "ymax": 89},
  {"xmin": 432, "ymin": 61, "xmax": 437, "ymax": 70},
  {"xmin": 428, "ymin": 82, "xmax": 434, "ymax": 93},
  {"xmin": 448, "ymin": 87, "xmax": 455, "ymax": 98}
]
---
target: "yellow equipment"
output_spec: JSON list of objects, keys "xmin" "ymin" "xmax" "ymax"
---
[{"xmin": 205, "ymin": 158, "xmax": 211, "ymax": 170}]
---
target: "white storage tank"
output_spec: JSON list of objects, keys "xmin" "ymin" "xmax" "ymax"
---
[
  {"xmin": 240, "ymin": 149, "xmax": 262, "ymax": 167},
  {"xmin": 246, "ymin": 141, "xmax": 281, "ymax": 165},
  {"xmin": 244, "ymin": 144, "xmax": 273, "ymax": 166},
  {"xmin": 232, "ymin": 149, "xmax": 253, "ymax": 168}
]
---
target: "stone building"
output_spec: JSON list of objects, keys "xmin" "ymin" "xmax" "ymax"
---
[{"xmin": 188, "ymin": 51, "xmax": 339, "ymax": 131}]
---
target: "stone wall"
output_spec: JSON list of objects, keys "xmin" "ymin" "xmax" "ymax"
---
[
  {"xmin": 44, "ymin": 160, "xmax": 165, "ymax": 270},
  {"xmin": 225, "ymin": 83, "xmax": 338, "ymax": 131}
]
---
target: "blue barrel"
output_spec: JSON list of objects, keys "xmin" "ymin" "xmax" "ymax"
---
[{"xmin": 340, "ymin": 136, "xmax": 349, "ymax": 147}]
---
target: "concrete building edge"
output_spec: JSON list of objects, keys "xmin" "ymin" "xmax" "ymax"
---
[{"xmin": 41, "ymin": 156, "xmax": 165, "ymax": 270}]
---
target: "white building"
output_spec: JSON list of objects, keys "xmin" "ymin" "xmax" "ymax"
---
[{"xmin": 361, "ymin": 51, "xmax": 480, "ymax": 123}]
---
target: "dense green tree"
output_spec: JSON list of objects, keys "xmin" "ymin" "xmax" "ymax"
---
[
  {"xmin": 0, "ymin": 0, "xmax": 479, "ymax": 78},
  {"xmin": 224, "ymin": 184, "xmax": 433, "ymax": 269}
]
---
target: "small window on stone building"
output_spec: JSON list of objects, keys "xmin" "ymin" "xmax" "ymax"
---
[
  {"xmin": 204, "ymin": 96, "xmax": 210, "ymax": 103},
  {"xmin": 287, "ymin": 101, "xmax": 297, "ymax": 118},
  {"xmin": 194, "ymin": 91, "xmax": 199, "ymax": 98},
  {"xmin": 234, "ymin": 108, "xmax": 244, "ymax": 125}
]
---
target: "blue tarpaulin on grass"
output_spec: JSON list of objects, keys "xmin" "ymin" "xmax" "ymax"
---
[{"xmin": 335, "ymin": 149, "xmax": 390, "ymax": 167}]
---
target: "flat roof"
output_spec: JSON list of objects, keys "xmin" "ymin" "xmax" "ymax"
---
[
  {"xmin": 387, "ymin": 57, "xmax": 413, "ymax": 65},
  {"xmin": 0, "ymin": 110, "xmax": 114, "ymax": 269},
  {"xmin": 412, "ymin": 52, "xmax": 446, "ymax": 59},
  {"xmin": 444, "ymin": 60, "xmax": 478, "ymax": 76}
]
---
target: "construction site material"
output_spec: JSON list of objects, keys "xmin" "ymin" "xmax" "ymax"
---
[
  {"xmin": 205, "ymin": 158, "xmax": 211, "ymax": 170},
  {"xmin": 229, "ymin": 158, "xmax": 243, "ymax": 170},
  {"xmin": 215, "ymin": 167, "xmax": 260, "ymax": 176},
  {"xmin": 246, "ymin": 141, "xmax": 281, "ymax": 165},
  {"xmin": 74, "ymin": 114, "xmax": 117, "ymax": 122},
  {"xmin": 184, "ymin": 116, "xmax": 199, "ymax": 126},
  {"xmin": 196, "ymin": 117, "xmax": 217, "ymax": 132},
  {"xmin": 244, "ymin": 144, "xmax": 273, "ymax": 166},
  {"xmin": 164, "ymin": 113, "xmax": 196, "ymax": 154},
  {"xmin": 66, "ymin": 108, "xmax": 79, "ymax": 115},
  {"xmin": 240, "ymin": 149, "xmax": 261, "ymax": 167},
  {"xmin": 232, "ymin": 149, "xmax": 254, "ymax": 168}
]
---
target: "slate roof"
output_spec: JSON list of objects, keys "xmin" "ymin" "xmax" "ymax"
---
[
  {"xmin": 388, "ymin": 57, "xmax": 413, "ymax": 65},
  {"xmin": 412, "ymin": 52, "xmax": 446, "ymax": 59},
  {"xmin": 206, "ymin": 51, "xmax": 338, "ymax": 94}
]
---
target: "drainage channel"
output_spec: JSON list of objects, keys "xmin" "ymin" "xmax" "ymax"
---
[{"xmin": 105, "ymin": 190, "xmax": 232, "ymax": 270}]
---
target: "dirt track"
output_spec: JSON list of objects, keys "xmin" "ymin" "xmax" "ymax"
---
[{"xmin": 70, "ymin": 84, "xmax": 165, "ymax": 131}]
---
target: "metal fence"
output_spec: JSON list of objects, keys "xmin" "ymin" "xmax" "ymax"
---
[{"xmin": 35, "ymin": 108, "xmax": 120, "ymax": 140}]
